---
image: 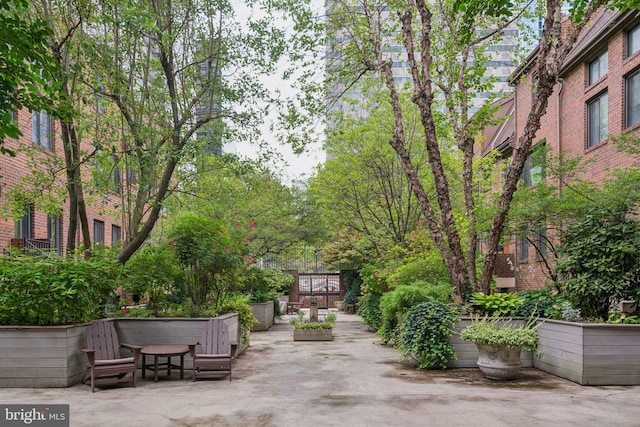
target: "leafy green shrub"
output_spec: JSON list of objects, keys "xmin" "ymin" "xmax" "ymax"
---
[
  {"xmin": 357, "ymin": 293, "xmax": 383, "ymax": 331},
  {"xmin": 399, "ymin": 301, "xmax": 458, "ymax": 369},
  {"xmin": 387, "ymin": 255, "xmax": 449, "ymax": 288},
  {"xmin": 343, "ymin": 270, "xmax": 362, "ymax": 306},
  {"xmin": 246, "ymin": 268, "xmax": 293, "ymax": 303},
  {"xmin": 218, "ymin": 294, "xmax": 255, "ymax": 347},
  {"xmin": 515, "ymin": 289, "xmax": 564, "ymax": 320},
  {"xmin": 555, "ymin": 205, "xmax": 640, "ymax": 319},
  {"xmin": 170, "ymin": 212, "xmax": 246, "ymax": 306},
  {"xmin": 0, "ymin": 251, "xmax": 121, "ymax": 325},
  {"xmin": 121, "ymin": 244, "xmax": 184, "ymax": 304},
  {"xmin": 379, "ymin": 282, "xmax": 453, "ymax": 344},
  {"xmin": 470, "ymin": 292, "xmax": 523, "ymax": 316}
]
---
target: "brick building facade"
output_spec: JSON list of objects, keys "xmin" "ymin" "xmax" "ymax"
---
[
  {"xmin": 0, "ymin": 109, "xmax": 124, "ymax": 256},
  {"xmin": 482, "ymin": 9, "xmax": 640, "ymax": 291}
]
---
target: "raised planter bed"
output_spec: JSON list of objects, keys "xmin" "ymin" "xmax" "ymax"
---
[
  {"xmin": 0, "ymin": 313, "xmax": 244, "ymax": 388},
  {"xmin": 534, "ymin": 319, "xmax": 640, "ymax": 385},
  {"xmin": 447, "ymin": 318, "xmax": 640, "ymax": 385},
  {"xmin": 293, "ymin": 329, "xmax": 333, "ymax": 341},
  {"xmin": 249, "ymin": 300, "xmax": 274, "ymax": 331},
  {"xmin": 0, "ymin": 324, "xmax": 86, "ymax": 388}
]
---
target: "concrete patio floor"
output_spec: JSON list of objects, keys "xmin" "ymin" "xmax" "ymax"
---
[{"xmin": 2, "ymin": 312, "xmax": 640, "ymax": 426}]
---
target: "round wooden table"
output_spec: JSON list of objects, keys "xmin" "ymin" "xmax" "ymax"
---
[{"xmin": 141, "ymin": 345, "xmax": 189, "ymax": 382}]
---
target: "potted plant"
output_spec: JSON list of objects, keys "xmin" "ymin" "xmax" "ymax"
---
[
  {"xmin": 291, "ymin": 312, "xmax": 336, "ymax": 341},
  {"xmin": 460, "ymin": 316, "xmax": 539, "ymax": 380}
]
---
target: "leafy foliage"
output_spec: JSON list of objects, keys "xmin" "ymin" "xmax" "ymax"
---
[
  {"xmin": 460, "ymin": 317, "xmax": 539, "ymax": 350},
  {"xmin": 470, "ymin": 292, "xmax": 524, "ymax": 316},
  {"xmin": 170, "ymin": 212, "xmax": 247, "ymax": 306},
  {"xmin": 290, "ymin": 311, "xmax": 337, "ymax": 330},
  {"xmin": 357, "ymin": 293, "xmax": 383, "ymax": 331},
  {"xmin": 0, "ymin": 0, "xmax": 61, "ymax": 154},
  {"xmin": 515, "ymin": 289, "xmax": 565, "ymax": 320},
  {"xmin": 379, "ymin": 283, "xmax": 453, "ymax": 344},
  {"xmin": 121, "ymin": 244, "xmax": 184, "ymax": 304},
  {"xmin": 555, "ymin": 205, "xmax": 640, "ymax": 319},
  {"xmin": 246, "ymin": 268, "xmax": 293, "ymax": 303},
  {"xmin": 398, "ymin": 301, "xmax": 459, "ymax": 369},
  {"xmin": 0, "ymin": 250, "xmax": 121, "ymax": 325},
  {"xmin": 342, "ymin": 270, "xmax": 362, "ymax": 306},
  {"xmin": 387, "ymin": 255, "xmax": 450, "ymax": 289}
]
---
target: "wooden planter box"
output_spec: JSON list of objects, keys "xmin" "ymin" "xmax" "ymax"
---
[
  {"xmin": 448, "ymin": 318, "xmax": 640, "ymax": 385},
  {"xmin": 0, "ymin": 324, "xmax": 86, "ymax": 388},
  {"xmin": 293, "ymin": 328, "xmax": 333, "ymax": 341},
  {"xmin": 249, "ymin": 300, "xmax": 274, "ymax": 331},
  {"xmin": 534, "ymin": 320, "xmax": 640, "ymax": 385},
  {"xmin": 0, "ymin": 313, "xmax": 244, "ymax": 388}
]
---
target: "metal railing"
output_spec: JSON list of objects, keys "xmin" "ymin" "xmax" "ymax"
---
[{"xmin": 7, "ymin": 238, "xmax": 54, "ymax": 257}]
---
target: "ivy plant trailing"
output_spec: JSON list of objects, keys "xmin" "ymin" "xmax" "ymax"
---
[{"xmin": 399, "ymin": 300, "xmax": 458, "ymax": 369}]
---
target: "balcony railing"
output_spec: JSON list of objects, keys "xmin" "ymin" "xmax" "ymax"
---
[{"xmin": 9, "ymin": 238, "xmax": 54, "ymax": 257}]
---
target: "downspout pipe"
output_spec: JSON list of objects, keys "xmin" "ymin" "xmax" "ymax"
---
[{"xmin": 556, "ymin": 78, "xmax": 564, "ymax": 195}]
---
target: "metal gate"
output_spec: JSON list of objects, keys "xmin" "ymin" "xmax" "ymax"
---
[{"xmin": 298, "ymin": 273, "xmax": 341, "ymax": 309}]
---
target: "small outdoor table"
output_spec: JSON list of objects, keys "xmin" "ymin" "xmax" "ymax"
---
[{"xmin": 141, "ymin": 344, "xmax": 190, "ymax": 382}]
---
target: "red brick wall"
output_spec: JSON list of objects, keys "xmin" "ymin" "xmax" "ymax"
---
[
  {"xmin": 508, "ymin": 16, "xmax": 640, "ymax": 291},
  {"xmin": 0, "ymin": 109, "xmax": 124, "ymax": 255}
]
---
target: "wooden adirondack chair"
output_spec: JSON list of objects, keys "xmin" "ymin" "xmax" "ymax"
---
[
  {"xmin": 81, "ymin": 319, "xmax": 142, "ymax": 392},
  {"xmin": 286, "ymin": 296, "xmax": 305, "ymax": 314},
  {"xmin": 189, "ymin": 318, "xmax": 233, "ymax": 381}
]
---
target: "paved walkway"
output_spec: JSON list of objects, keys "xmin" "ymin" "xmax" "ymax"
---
[{"xmin": 2, "ymin": 313, "xmax": 640, "ymax": 426}]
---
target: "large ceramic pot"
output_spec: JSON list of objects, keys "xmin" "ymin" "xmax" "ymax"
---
[{"xmin": 475, "ymin": 344, "xmax": 523, "ymax": 380}]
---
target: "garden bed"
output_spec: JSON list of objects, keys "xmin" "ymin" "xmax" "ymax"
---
[
  {"xmin": 293, "ymin": 329, "xmax": 333, "ymax": 341},
  {"xmin": 447, "ymin": 318, "xmax": 640, "ymax": 385},
  {"xmin": 249, "ymin": 300, "xmax": 274, "ymax": 331},
  {"xmin": 534, "ymin": 319, "xmax": 640, "ymax": 385}
]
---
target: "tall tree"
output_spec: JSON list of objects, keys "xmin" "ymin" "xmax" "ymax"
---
[
  {"xmin": 326, "ymin": 0, "xmax": 617, "ymax": 297},
  {"xmin": 309, "ymin": 86, "xmax": 436, "ymax": 263},
  {"xmin": 165, "ymin": 154, "xmax": 310, "ymax": 259},
  {"xmin": 83, "ymin": 0, "xmax": 322, "ymax": 263}
]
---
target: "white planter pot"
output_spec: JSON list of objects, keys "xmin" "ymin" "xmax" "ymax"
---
[{"xmin": 475, "ymin": 344, "xmax": 523, "ymax": 380}]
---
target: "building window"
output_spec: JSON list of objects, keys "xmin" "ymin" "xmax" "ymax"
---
[
  {"xmin": 112, "ymin": 164, "xmax": 121, "ymax": 192},
  {"xmin": 531, "ymin": 73, "xmax": 539, "ymax": 104},
  {"xmin": 126, "ymin": 167, "xmax": 136, "ymax": 183},
  {"xmin": 31, "ymin": 110, "xmax": 53, "ymax": 150},
  {"xmin": 587, "ymin": 92, "xmax": 608, "ymax": 148},
  {"xmin": 522, "ymin": 142, "xmax": 546, "ymax": 187},
  {"xmin": 16, "ymin": 206, "xmax": 34, "ymax": 239},
  {"xmin": 626, "ymin": 69, "xmax": 640, "ymax": 129},
  {"xmin": 111, "ymin": 225, "xmax": 121, "ymax": 248},
  {"xmin": 588, "ymin": 50, "xmax": 608, "ymax": 85},
  {"xmin": 627, "ymin": 24, "xmax": 640, "ymax": 58},
  {"xmin": 519, "ymin": 234, "xmax": 529, "ymax": 262},
  {"xmin": 94, "ymin": 220, "xmax": 104, "ymax": 247},
  {"xmin": 536, "ymin": 227, "xmax": 547, "ymax": 257},
  {"xmin": 47, "ymin": 215, "xmax": 63, "ymax": 255}
]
